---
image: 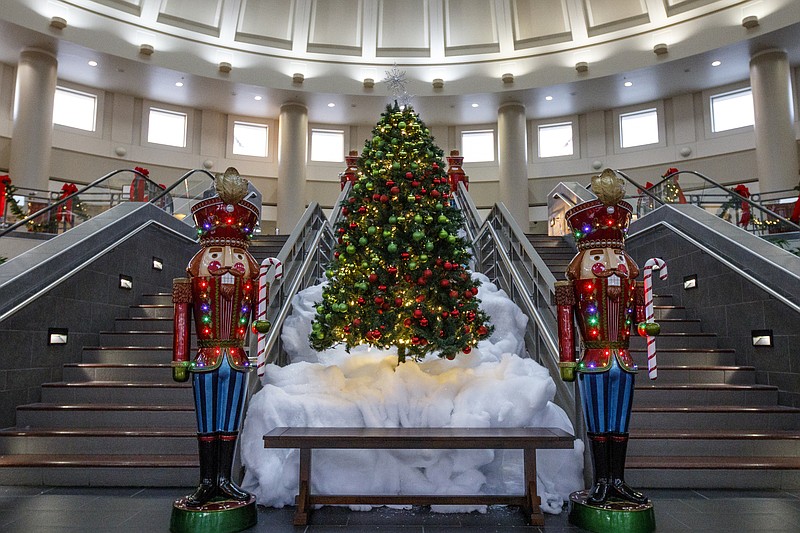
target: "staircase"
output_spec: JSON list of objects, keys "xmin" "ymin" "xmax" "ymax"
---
[
  {"xmin": 627, "ymin": 294, "xmax": 800, "ymax": 489},
  {"xmin": 525, "ymin": 234, "xmax": 574, "ymax": 281},
  {"xmin": 249, "ymin": 234, "xmax": 289, "ymax": 263},
  {"xmin": 0, "ymin": 293, "xmax": 197, "ymax": 486}
]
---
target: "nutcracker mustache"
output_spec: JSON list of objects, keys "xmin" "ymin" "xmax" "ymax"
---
[{"xmin": 593, "ymin": 266, "xmax": 630, "ymax": 279}]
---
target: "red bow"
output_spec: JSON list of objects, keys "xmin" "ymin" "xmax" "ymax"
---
[
  {"xmin": 791, "ymin": 193, "xmax": 800, "ymax": 224},
  {"xmin": 56, "ymin": 183, "xmax": 79, "ymax": 223},
  {"xmin": 0, "ymin": 174, "xmax": 10, "ymax": 218},
  {"xmin": 130, "ymin": 167, "xmax": 151, "ymax": 201},
  {"xmin": 732, "ymin": 184, "xmax": 751, "ymax": 227}
]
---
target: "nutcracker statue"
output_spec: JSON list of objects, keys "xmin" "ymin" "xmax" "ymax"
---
[
  {"xmin": 170, "ymin": 168, "xmax": 268, "ymax": 532},
  {"xmin": 556, "ymin": 169, "xmax": 656, "ymax": 532}
]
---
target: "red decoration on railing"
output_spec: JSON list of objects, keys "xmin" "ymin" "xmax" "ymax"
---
[
  {"xmin": 55, "ymin": 183, "xmax": 79, "ymax": 224},
  {"xmin": 130, "ymin": 167, "xmax": 150, "ymax": 201},
  {"xmin": 339, "ymin": 151, "xmax": 359, "ymax": 190},
  {"xmin": 0, "ymin": 174, "xmax": 10, "ymax": 219},
  {"xmin": 733, "ymin": 184, "xmax": 751, "ymax": 227},
  {"xmin": 446, "ymin": 150, "xmax": 467, "ymax": 192}
]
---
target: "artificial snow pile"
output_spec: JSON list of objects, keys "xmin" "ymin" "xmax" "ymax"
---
[{"xmin": 240, "ymin": 272, "xmax": 583, "ymax": 514}]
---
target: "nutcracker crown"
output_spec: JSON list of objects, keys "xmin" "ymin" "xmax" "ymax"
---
[
  {"xmin": 192, "ymin": 167, "xmax": 259, "ymax": 248},
  {"xmin": 566, "ymin": 169, "xmax": 632, "ymax": 250}
]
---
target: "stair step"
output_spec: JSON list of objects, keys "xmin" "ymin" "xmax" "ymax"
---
[
  {"xmin": 114, "ymin": 317, "xmax": 174, "ymax": 332},
  {"xmin": 41, "ymin": 382, "xmax": 192, "ymax": 405},
  {"xmin": 629, "ymin": 332, "xmax": 717, "ymax": 350},
  {"xmin": 63, "ymin": 363, "xmax": 173, "ymax": 382},
  {"xmin": 15, "ymin": 403, "xmax": 196, "ymax": 428},
  {"xmin": 634, "ymin": 366, "xmax": 756, "ymax": 385},
  {"xmin": 650, "ymin": 318, "xmax": 703, "ymax": 333},
  {"xmin": 628, "ymin": 430, "xmax": 800, "ymax": 456},
  {"xmin": 138, "ymin": 294, "xmax": 173, "ymax": 306},
  {"xmin": 630, "ymin": 348, "xmax": 736, "ymax": 366},
  {"xmin": 0, "ymin": 454, "xmax": 197, "ymax": 486},
  {"xmin": 653, "ymin": 306, "xmax": 687, "ymax": 320},
  {"xmin": 626, "ymin": 456, "xmax": 800, "ymax": 489},
  {"xmin": 634, "ymin": 384, "xmax": 778, "ymax": 406},
  {"xmin": 99, "ymin": 332, "xmax": 184, "ymax": 347},
  {"xmin": 128, "ymin": 305, "xmax": 174, "ymax": 318},
  {"xmin": 81, "ymin": 347, "xmax": 172, "ymax": 364},
  {"xmin": 630, "ymin": 405, "xmax": 800, "ymax": 430},
  {"xmin": 0, "ymin": 428, "xmax": 195, "ymax": 455}
]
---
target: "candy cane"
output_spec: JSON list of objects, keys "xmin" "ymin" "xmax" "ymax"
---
[
  {"xmin": 256, "ymin": 258, "xmax": 283, "ymax": 379},
  {"xmin": 643, "ymin": 258, "xmax": 667, "ymax": 380}
]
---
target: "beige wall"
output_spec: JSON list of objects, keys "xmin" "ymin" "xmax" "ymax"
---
[{"xmin": 0, "ymin": 61, "xmax": 798, "ymax": 232}]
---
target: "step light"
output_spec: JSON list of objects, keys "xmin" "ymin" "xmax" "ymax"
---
[
  {"xmin": 751, "ymin": 330, "xmax": 772, "ymax": 347},
  {"xmin": 683, "ymin": 274, "xmax": 697, "ymax": 290},
  {"xmin": 119, "ymin": 274, "xmax": 133, "ymax": 290},
  {"xmin": 152, "ymin": 257, "xmax": 163, "ymax": 271},
  {"xmin": 48, "ymin": 328, "xmax": 68, "ymax": 345}
]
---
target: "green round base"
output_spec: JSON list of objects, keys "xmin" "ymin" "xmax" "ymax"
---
[
  {"xmin": 568, "ymin": 490, "xmax": 655, "ymax": 533},
  {"xmin": 170, "ymin": 495, "xmax": 257, "ymax": 533}
]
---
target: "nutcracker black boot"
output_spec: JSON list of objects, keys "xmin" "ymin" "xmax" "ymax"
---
[
  {"xmin": 217, "ymin": 431, "xmax": 251, "ymax": 501},
  {"xmin": 186, "ymin": 433, "xmax": 218, "ymax": 507},
  {"xmin": 609, "ymin": 432, "xmax": 648, "ymax": 504},
  {"xmin": 586, "ymin": 433, "xmax": 611, "ymax": 505}
]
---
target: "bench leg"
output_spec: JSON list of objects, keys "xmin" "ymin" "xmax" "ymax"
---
[
  {"xmin": 523, "ymin": 447, "xmax": 544, "ymax": 526},
  {"xmin": 294, "ymin": 448, "xmax": 312, "ymax": 526}
]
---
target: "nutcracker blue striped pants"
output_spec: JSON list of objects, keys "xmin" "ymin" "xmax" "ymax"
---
[
  {"xmin": 192, "ymin": 356, "xmax": 248, "ymax": 433},
  {"xmin": 578, "ymin": 357, "xmax": 636, "ymax": 434}
]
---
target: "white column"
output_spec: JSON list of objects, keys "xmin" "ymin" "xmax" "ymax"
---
[
  {"xmin": 497, "ymin": 102, "xmax": 529, "ymax": 230},
  {"xmin": 277, "ymin": 102, "xmax": 308, "ymax": 233},
  {"xmin": 9, "ymin": 48, "xmax": 58, "ymax": 191},
  {"xmin": 749, "ymin": 48, "xmax": 798, "ymax": 192}
]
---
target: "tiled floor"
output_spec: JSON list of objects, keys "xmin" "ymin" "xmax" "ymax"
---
[{"xmin": 0, "ymin": 486, "xmax": 799, "ymax": 532}]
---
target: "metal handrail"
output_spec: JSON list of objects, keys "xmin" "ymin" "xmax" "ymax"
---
[
  {"xmin": 453, "ymin": 181, "xmax": 482, "ymax": 243},
  {"xmin": 149, "ymin": 168, "xmax": 215, "ymax": 204},
  {"xmin": 0, "ymin": 168, "xmax": 167, "ymax": 238},
  {"xmin": 329, "ymin": 181, "xmax": 352, "ymax": 229}
]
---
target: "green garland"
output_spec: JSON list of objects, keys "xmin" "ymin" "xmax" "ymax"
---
[{"xmin": 3, "ymin": 182, "xmax": 90, "ymax": 233}]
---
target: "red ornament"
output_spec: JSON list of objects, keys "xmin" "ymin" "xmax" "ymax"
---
[
  {"xmin": 451, "ymin": 309, "xmax": 459, "ymax": 317},
  {"xmin": 464, "ymin": 326, "xmax": 471, "ymax": 333},
  {"xmin": 440, "ymin": 279, "xmax": 450, "ymax": 288},
  {"xmin": 353, "ymin": 318, "xmax": 362, "ymax": 326},
  {"xmin": 334, "ymin": 252, "xmax": 340, "ymax": 258},
  {"xmin": 390, "ymin": 187, "xmax": 400, "ymax": 195},
  {"xmin": 378, "ymin": 285, "xmax": 387, "ymax": 291},
  {"xmin": 446, "ymin": 353, "xmax": 455, "ymax": 360},
  {"xmin": 471, "ymin": 287, "xmax": 478, "ymax": 295},
  {"xmin": 357, "ymin": 297, "xmax": 365, "ymax": 305},
  {"xmin": 463, "ymin": 346, "xmax": 472, "ymax": 354},
  {"xmin": 444, "ymin": 261, "xmax": 452, "ymax": 270},
  {"xmin": 414, "ymin": 309, "xmax": 424, "ymax": 318},
  {"xmin": 431, "ymin": 190, "xmax": 440, "ymax": 198},
  {"xmin": 342, "ymin": 207, "xmax": 349, "ymax": 215},
  {"xmin": 415, "ymin": 294, "xmax": 425, "ymax": 303},
  {"xmin": 442, "ymin": 311, "xmax": 449, "ymax": 318},
  {"xmin": 449, "ymin": 290, "xmax": 459, "ymax": 299},
  {"xmin": 388, "ymin": 266, "xmax": 398, "ymax": 274},
  {"xmin": 477, "ymin": 326, "xmax": 488, "ymax": 336},
  {"xmin": 395, "ymin": 297, "xmax": 403, "ymax": 307},
  {"xmin": 420, "ymin": 318, "xmax": 429, "ymax": 327},
  {"xmin": 348, "ymin": 197, "xmax": 356, "ymax": 204},
  {"xmin": 349, "ymin": 222, "xmax": 357, "ymax": 229},
  {"xmin": 380, "ymin": 195, "xmax": 389, "ymax": 203},
  {"xmin": 423, "ymin": 269, "xmax": 433, "ymax": 278},
  {"xmin": 412, "ymin": 181, "xmax": 420, "ymax": 187},
  {"xmin": 406, "ymin": 171, "xmax": 413, "ymax": 178},
  {"xmin": 374, "ymin": 296, "xmax": 384, "ymax": 305},
  {"xmin": 432, "ymin": 163, "xmax": 439, "ymax": 170},
  {"xmin": 358, "ymin": 206, "xmax": 366, "ymax": 213},
  {"xmin": 464, "ymin": 291, "xmax": 473, "ymax": 299},
  {"xmin": 344, "ymin": 326, "xmax": 351, "ymax": 333},
  {"xmin": 372, "ymin": 193, "xmax": 381, "ymax": 201},
  {"xmin": 338, "ymin": 227, "xmax": 346, "ymax": 234},
  {"xmin": 404, "ymin": 318, "xmax": 412, "ymax": 327},
  {"xmin": 369, "ymin": 273, "xmax": 378, "ymax": 283}
]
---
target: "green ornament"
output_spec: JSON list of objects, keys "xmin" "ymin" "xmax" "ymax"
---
[
  {"xmin": 326, "ymin": 269, "xmax": 334, "ymax": 279},
  {"xmin": 438, "ymin": 215, "xmax": 448, "ymax": 223},
  {"xmin": 361, "ymin": 261, "xmax": 369, "ymax": 268},
  {"xmin": 414, "ymin": 215, "xmax": 423, "ymax": 223},
  {"xmin": 366, "ymin": 182, "xmax": 374, "ymax": 190},
  {"xmin": 448, "ymin": 235, "xmax": 457, "ymax": 243},
  {"xmin": 387, "ymin": 242, "xmax": 398, "ymax": 253},
  {"xmin": 436, "ymin": 203, "xmax": 443, "ymax": 210},
  {"xmin": 367, "ymin": 226, "xmax": 377, "ymax": 235},
  {"xmin": 359, "ymin": 237, "xmax": 368, "ymax": 245},
  {"xmin": 408, "ymin": 261, "xmax": 417, "ymax": 270},
  {"xmin": 412, "ymin": 231, "xmax": 424, "ymax": 241},
  {"xmin": 346, "ymin": 245, "xmax": 356, "ymax": 254},
  {"xmin": 316, "ymin": 305, "xmax": 325, "ymax": 314},
  {"xmin": 315, "ymin": 331, "xmax": 324, "ymax": 339},
  {"xmin": 383, "ymin": 230, "xmax": 391, "ymax": 238},
  {"xmin": 312, "ymin": 322, "xmax": 321, "ymax": 331},
  {"xmin": 425, "ymin": 216, "xmax": 433, "ymax": 224},
  {"xmin": 252, "ymin": 320, "xmax": 272, "ymax": 334},
  {"xmin": 325, "ymin": 313, "xmax": 332, "ymax": 322},
  {"xmin": 389, "ymin": 216, "xmax": 397, "ymax": 224},
  {"xmin": 407, "ymin": 195, "xmax": 415, "ymax": 203},
  {"xmin": 425, "ymin": 242, "xmax": 434, "ymax": 251},
  {"xmin": 398, "ymin": 121, "xmax": 407, "ymax": 129},
  {"xmin": 372, "ymin": 135, "xmax": 381, "ymax": 145},
  {"xmin": 439, "ymin": 229, "xmax": 449, "ymax": 239},
  {"xmin": 392, "ymin": 161, "xmax": 401, "ymax": 169},
  {"xmin": 353, "ymin": 183, "xmax": 361, "ymax": 191},
  {"xmin": 420, "ymin": 254, "xmax": 428, "ymax": 262}
]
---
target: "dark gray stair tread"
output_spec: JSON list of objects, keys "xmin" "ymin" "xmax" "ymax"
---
[
  {"xmin": 630, "ymin": 429, "xmax": 800, "ymax": 440},
  {"xmin": 626, "ymin": 456, "xmax": 800, "ymax": 469},
  {"xmin": 63, "ymin": 363, "xmax": 172, "ymax": 369},
  {"xmin": 629, "ymin": 348, "xmax": 734, "ymax": 354},
  {"xmin": 0, "ymin": 454, "xmax": 197, "ymax": 467},
  {"xmin": 17, "ymin": 403, "xmax": 193, "ymax": 411},
  {"xmin": 638, "ymin": 365, "xmax": 755, "ymax": 371},
  {"xmin": 635, "ymin": 383, "xmax": 775, "ymax": 390},
  {"xmin": 101, "ymin": 330, "xmax": 173, "ymax": 334},
  {"xmin": 84, "ymin": 347, "xmax": 171, "ymax": 351},
  {"xmin": 632, "ymin": 405, "xmax": 800, "ymax": 414},
  {"xmin": 0, "ymin": 428, "xmax": 194, "ymax": 437},
  {"xmin": 42, "ymin": 382, "xmax": 190, "ymax": 389}
]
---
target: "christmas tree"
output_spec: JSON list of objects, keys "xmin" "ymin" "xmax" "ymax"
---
[{"xmin": 309, "ymin": 103, "xmax": 493, "ymax": 362}]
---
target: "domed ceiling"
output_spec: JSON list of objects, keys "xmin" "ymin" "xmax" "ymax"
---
[{"xmin": 1, "ymin": 0, "xmax": 799, "ymax": 124}]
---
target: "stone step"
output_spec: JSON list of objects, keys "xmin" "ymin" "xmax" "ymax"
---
[
  {"xmin": 650, "ymin": 318, "xmax": 703, "ymax": 333},
  {"xmin": 0, "ymin": 454, "xmax": 197, "ymax": 486},
  {"xmin": 63, "ymin": 363, "xmax": 173, "ymax": 382},
  {"xmin": 630, "ymin": 405, "xmax": 800, "ymax": 430},
  {"xmin": 41, "ymin": 382, "xmax": 192, "ymax": 405},
  {"xmin": 128, "ymin": 304, "xmax": 174, "ymax": 318},
  {"xmin": 652, "ymin": 306, "xmax": 687, "ymax": 320},
  {"xmin": 138, "ymin": 294, "xmax": 173, "ymax": 306},
  {"xmin": 628, "ymin": 430, "xmax": 800, "ymax": 457},
  {"xmin": 15, "ymin": 404, "xmax": 196, "ymax": 428},
  {"xmin": 633, "ymin": 366, "xmax": 756, "ymax": 385},
  {"xmin": 626, "ymin": 456, "xmax": 800, "ymax": 490},
  {"xmin": 630, "ymin": 349, "xmax": 736, "ymax": 367},
  {"xmin": 0, "ymin": 428, "xmax": 195, "ymax": 455},
  {"xmin": 628, "ymin": 332, "xmax": 717, "ymax": 350},
  {"xmin": 633, "ymin": 384, "xmax": 779, "ymax": 407},
  {"xmin": 99, "ymin": 332, "xmax": 184, "ymax": 348},
  {"xmin": 114, "ymin": 317, "xmax": 174, "ymax": 332},
  {"xmin": 81, "ymin": 347, "xmax": 172, "ymax": 365}
]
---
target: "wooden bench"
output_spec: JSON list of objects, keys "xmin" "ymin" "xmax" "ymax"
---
[{"xmin": 263, "ymin": 426, "xmax": 574, "ymax": 526}]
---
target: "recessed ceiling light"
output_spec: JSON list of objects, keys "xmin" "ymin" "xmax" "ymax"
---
[
  {"xmin": 327, "ymin": 102, "xmax": 335, "ymax": 108},
  {"xmin": 88, "ymin": 60, "xmax": 98, "ymax": 67},
  {"xmin": 624, "ymin": 81, "xmax": 633, "ymax": 87},
  {"xmin": 175, "ymin": 81, "xmax": 184, "ymax": 87},
  {"xmin": 254, "ymin": 95, "xmax": 262, "ymax": 101},
  {"xmin": 545, "ymin": 96, "xmax": 553, "ymax": 101},
  {"xmin": 471, "ymin": 103, "xmax": 479, "ymax": 108},
  {"xmin": 712, "ymin": 60, "xmax": 722, "ymax": 67}
]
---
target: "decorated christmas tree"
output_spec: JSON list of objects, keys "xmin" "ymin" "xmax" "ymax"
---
[{"xmin": 309, "ymin": 102, "xmax": 492, "ymax": 362}]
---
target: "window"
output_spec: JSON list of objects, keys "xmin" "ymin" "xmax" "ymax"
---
[
  {"xmin": 619, "ymin": 108, "xmax": 658, "ymax": 148},
  {"xmin": 711, "ymin": 88, "xmax": 754, "ymax": 132},
  {"xmin": 147, "ymin": 107, "xmax": 187, "ymax": 148},
  {"xmin": 461, "ymin": 130, "xmax": 495, "ymax": 162},
  {"xmin": 53, "ymin": 87, "xmax": 97, "ymax": 131},
  {"xmin": 232, "ymin": 121, "xmax": 268, "ymax": 157},
  {"xmin": 310, "ymin": 129, "xmax": 344, "ymax": 162},
  {"xmin": 538, "ymin": 122, "xmax": 573, "ymax": 158}
]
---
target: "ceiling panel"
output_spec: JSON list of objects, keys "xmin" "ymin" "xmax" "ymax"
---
[
  {"xmin": 511, "ymin": 0, "xmax": 572, "ymax": 49},
  {"xmin": 87, "ymin": 0, "xmax": 143, "ymax": 16},
  {"xmin": 236, "ymin": 0, "xmax": 296, "ymax": 49},
  {"xmin": 584, "ymin": 0, "xmax": 650, "ymax": 37},
  {"xmin": 307, "ymin": 0, "xmax": 363, "ymax": 55},
  {"xmin": 444, "ymin": 0, "xmax": 499, "ymax": 55},
  {"xmin": 377, "ymin": 0, "xmax": 430, "ymax": 57},
  {"xmin": 157, "ymin": 0, "xmax": 224, "ymax": 36}
]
